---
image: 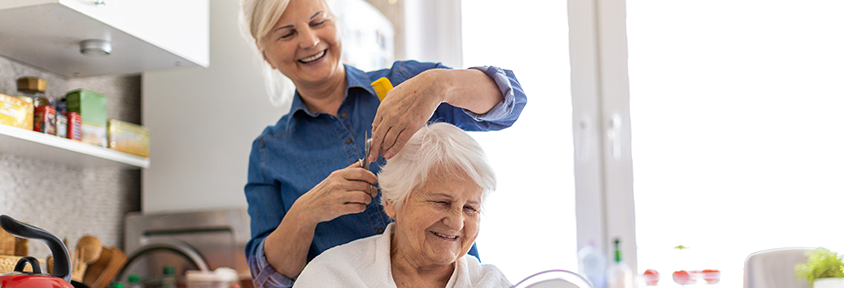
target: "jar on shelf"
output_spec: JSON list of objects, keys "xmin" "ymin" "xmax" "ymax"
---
[{"xmin": 17, "ymin": 77, "xmax": 55, "ymax": 135}]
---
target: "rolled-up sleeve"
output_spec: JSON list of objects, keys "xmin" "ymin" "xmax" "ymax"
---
[
  {"xmin": 466, "ymin": 65, "xmax": 525, "ymax": 122},
  {"xmin": 247, "ymin": 238, "xmax": 295, "ymax": 288}
]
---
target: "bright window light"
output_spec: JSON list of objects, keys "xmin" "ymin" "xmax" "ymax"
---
[
  {"xmin": 628, "ymin": 1, "xmax": 844, "ymax": 286},
  {"xmin": 462, "ymin": 0, "xmax": 577, "ymax": 283}
]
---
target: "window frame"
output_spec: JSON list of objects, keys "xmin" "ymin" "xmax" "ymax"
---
[
  {"xmin": 568, "ymin": 0, "xmax": 638, "ymax": 273},
  {"xmin": 401, "ymin": 0, "xmax": 639, "ymax": 274}
]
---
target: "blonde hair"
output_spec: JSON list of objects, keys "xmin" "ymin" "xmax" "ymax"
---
[
  {"xmin": 241, "ymin": 0, "xmax": 289, "ymax": 49},
  {"xmin": 239, "ymin": 0, "xmax": 345, "ymax": 108}
]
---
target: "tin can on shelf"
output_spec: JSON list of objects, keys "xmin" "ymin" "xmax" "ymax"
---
[
  {"xmin": 107, "ymin": 119, "xmax": 149, "ymax": 157},
  {"xmin": 66, "ymin": 89, "xmax": 107, "ymax": 147},
  {"xmin": 33, "ymin": 104, "xmax": 56, "ymax": 135},
  {"xmin": 67, "ymin": 112, "xmax": 82, "ymax": 141}
]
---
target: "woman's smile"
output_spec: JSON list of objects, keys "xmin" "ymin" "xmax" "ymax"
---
[
  {"xmin": 430, "ymin": 231, "xmax": 459, "ymax": 241},
  {"xmin": 259, "ymin": 0, "xmax": 344, "ymax": 87},
  {"xmin": 299, "ymin": 49, "xmax": 327, "ymax": 64}
]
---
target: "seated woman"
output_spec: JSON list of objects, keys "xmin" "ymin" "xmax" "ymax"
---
[{"xmin": 293, "ymin": 122, "xmax": 509, "ymax": 288}]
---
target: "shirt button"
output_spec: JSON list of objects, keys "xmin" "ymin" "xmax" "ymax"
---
[
  {"xmin": 346, "ymin": 138, "xmax": 352, "ymax": 144},
  {"xmin": 376, "ymin": 227, "xmax": 384, "ymax": 234},
  {"xmin": 340, "ymin": 112, "xmax": 348, "ymax": 118}
]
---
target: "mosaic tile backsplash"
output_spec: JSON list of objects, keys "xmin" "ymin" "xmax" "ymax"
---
[{"xmin": 0, "ymin": 55, "xmax": 141, "ymax": 259}]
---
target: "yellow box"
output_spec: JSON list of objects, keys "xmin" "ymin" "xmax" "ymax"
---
[
  {"xmin": 0, "ymin": 93, "xmax": 34, "ymax": 130},
  {"xmin": 107, "ymin": 119, "xmax": 149, "ymax": 157}
]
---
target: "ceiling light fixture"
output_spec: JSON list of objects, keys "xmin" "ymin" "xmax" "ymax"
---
[{"xmin": 79, "ymin": 39, "xmax": 112, "ymax": 56}]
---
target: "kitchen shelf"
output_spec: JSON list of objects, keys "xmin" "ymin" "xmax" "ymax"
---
[{"xmin": 0, "ymin": 124, "xmax": 149, "ymax": 169}]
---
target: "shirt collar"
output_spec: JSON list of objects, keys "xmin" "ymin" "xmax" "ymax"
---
[
  {"xmin": 288, "ymin": 64, "xmax": 377, "ymax": 120},
  {"xmin": 345, "ymin": 64, "xmax": 377, "ymax": 95}
]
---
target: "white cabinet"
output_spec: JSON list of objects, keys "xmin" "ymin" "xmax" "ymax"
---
[
  {"xmin": 0, "ymin": 0, "xmax": 208, "ymax": 78},
  {"xmin": 141, "ymin": 0, "xmax": 281, "ymax": 212}
]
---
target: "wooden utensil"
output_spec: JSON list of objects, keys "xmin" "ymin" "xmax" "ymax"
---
[{"xmin": 71, "ymin": 235, "xmax": 102, "ymax": 281}]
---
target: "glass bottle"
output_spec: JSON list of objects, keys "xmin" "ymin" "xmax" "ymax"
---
[
  {"xmin": 17, "ymin": 77, "xmax": 55, "ymax": 135},
  {"xmin": 127, "ymin": 274, "xmax": 143, "ymax": 288},
  {"xmin": 161, "ymin": 266, "xmax": 177, "ymax": 288},
  {"xmin": 608, "ymin": 238, "xmax": 634, "ymax": 288}
]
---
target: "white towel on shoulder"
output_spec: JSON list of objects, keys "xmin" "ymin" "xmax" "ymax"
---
[{"xmin": 294, "ymin": 223, "xmax": 511, "ymax": 288}]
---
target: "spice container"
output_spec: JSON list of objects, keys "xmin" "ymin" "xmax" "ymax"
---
[
  {"xmin": 33, "ymin": 98, "xmax": 57, "ymax": 135},
  {"xmin": 67, "ymin": 112, "xmax": 82, "ymax": 141},
  {"xmin": 55, "ymin": 98, "xmax": 68, "ymax": 138}
]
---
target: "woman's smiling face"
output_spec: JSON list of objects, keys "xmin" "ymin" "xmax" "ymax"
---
[
  {"xmin": 261, "ymin": 0, "xmax": 343, "ymax": 87},
  {"xmin": 386, "ymin": 168, "xmax": 483, "ymax": 267}
]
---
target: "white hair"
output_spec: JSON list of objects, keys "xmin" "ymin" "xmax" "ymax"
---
[{"xmin": 378, "ymin": 122, "xmax": 496, "ymax": 212}]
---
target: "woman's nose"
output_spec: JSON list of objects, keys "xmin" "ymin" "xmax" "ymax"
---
[
  {"xmin": 442, "ymin": 208, "xmax": 464, "ymax": 231},
  {"xmin": 298, "ymin": 27, "xmax": 320, "ymax": 49}
]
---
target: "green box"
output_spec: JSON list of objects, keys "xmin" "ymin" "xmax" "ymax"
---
[
  {"xmin": 66, "ymin": 89, "xmax": 107, "ymax": 147},
  {"xmin": 66, "ymin": 89, "xmax": 106, "ymax": 126}
]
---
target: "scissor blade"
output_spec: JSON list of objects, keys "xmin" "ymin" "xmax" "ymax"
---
[{"xmin": 363, "ymin": 131, "xmax": 371, "ymax": 170}]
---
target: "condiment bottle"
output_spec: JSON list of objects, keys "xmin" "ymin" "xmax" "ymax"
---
[
  {"xmin": 608, "ymin": 238, "xmax": 634, "ymax": 288},
  {"xmin": 162, "ymin": 266, "xmax": 177, "ymax": 288},
  {"xmin": 127, "ymin": 274, "xmax": 144, "ymax": 288}
]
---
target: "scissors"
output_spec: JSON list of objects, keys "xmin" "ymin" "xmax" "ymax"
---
[{"xmin": 361, "ymin": 131, "xmax": 376, "ymax": 197}]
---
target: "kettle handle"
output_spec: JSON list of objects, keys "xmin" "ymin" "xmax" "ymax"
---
[
  {"xmin": 15, "ymin": 256, "xmax": 44, "ymax": 274},
  {"xmin": 0, "ymin": 215, "xmax": 71, "ymax": 283}
]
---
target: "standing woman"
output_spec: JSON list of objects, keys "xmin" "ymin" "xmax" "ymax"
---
[{"xmin": 240, "ymin": 0, "xmax": 527, "ymax": 287}]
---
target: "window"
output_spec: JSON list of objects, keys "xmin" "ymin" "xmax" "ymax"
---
[
  {"xmin": 628, "ymin": 1, "xmax": 844, "ymax": 285},
  {"xmin": 462, "ymin": 0, "xmax": 578, "ymax": 282}
]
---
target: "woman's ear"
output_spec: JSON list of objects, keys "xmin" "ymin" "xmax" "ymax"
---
[
  {"xmin": 384, "ymin": 199, "xmax": 396, "ymax": 218},
  {"xmin": 261, "ymin": 49, "xmax": 277, "ymax": 70}
]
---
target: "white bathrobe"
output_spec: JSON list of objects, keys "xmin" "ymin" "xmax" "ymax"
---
[{"xmin": 293, "ymin": 223, "xmax": 511, "ymax": 288}]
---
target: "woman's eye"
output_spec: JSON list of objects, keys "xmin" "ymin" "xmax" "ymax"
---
[
  {"xmin": 464, "ymin": 206, "xmax": 478, "ymax": 212},
  {"xmin": 312, "ymin": 20, "xmax": 325, "ymax": 27},
  {"xmin": 278, "ymin": 31, "xmax": 294, "ymax": 40}
]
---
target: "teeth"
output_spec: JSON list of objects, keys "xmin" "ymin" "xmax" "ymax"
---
[
  {"xmin": 432, "ymin": 231, "xmax": 458, "ymax": 239},
  {"xmin": 300, "ymin": 50, "xmax": 325, "ymax": 63}
]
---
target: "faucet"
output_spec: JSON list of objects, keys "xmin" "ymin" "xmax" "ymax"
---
[{"xmin": 115, "ymin": 239, "xmax": 210, "ymax": 281}]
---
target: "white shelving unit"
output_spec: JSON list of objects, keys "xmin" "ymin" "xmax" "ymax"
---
[
  {"xmin": 0, "ymin": 0, "xmax": 209, "ymax": 78},
  {"xmin": 0, "ymin": 125, "xmax": 149, "ymax": 169}
]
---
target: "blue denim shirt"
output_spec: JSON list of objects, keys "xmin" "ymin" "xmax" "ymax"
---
[{"xmin": 245, "ymin": 60, "xmax": 526, "ymax": 288}]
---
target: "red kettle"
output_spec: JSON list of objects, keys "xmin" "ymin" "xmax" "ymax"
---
[{"xmin": 0, "ymin": 214, "xmax": 73, "ymax": 288}]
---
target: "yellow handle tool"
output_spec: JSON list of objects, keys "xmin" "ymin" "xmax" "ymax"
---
[{"xmin": 370, "ymin": 77, "xmax": 393, "ymax": 101}]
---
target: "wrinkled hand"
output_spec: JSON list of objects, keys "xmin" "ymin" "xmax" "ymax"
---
[
  {"xmin": 291, "ymin": 162, "xmax": 378, "ymax": 225},
  {"xmin": 369, "ymin": 70, "xmax": 446, "ymax": 162}
]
